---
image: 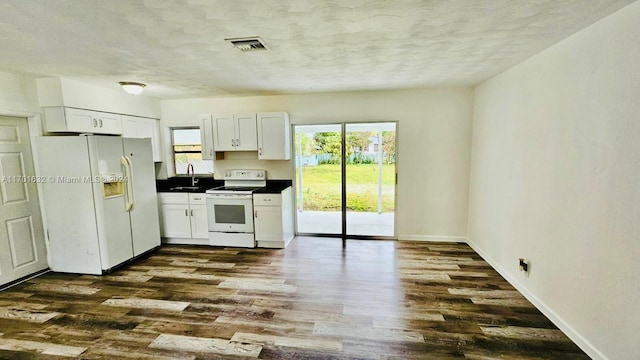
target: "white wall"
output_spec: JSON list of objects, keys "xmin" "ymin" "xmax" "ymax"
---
[
  {"xmin": 161, "ymin": 88, "xmax": 474, "ymax": 240},
  {"xmin": 468, "ymin": 2, "xmax": 640, "ymax": 359},
  {"xmin": 0, "ymin": 71, "xmax": 40, "ymax": 113}
]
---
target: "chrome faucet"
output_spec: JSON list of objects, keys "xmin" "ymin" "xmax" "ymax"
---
[{"xmin": 186, "ymin": 163, "xmax": 198, "ymax": 186}]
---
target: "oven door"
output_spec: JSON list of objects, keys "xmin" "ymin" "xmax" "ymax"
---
[{"xmin": 206, "ymin": 195, "xmax": 254, "ymax": 233}]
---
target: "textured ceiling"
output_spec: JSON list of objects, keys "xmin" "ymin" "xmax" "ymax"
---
[{"xmin": 0, "ymin": 0, "xmax": 634, "ymax": 99}]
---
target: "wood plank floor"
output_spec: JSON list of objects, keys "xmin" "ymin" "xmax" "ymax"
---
[{"xmin": 0, "ymin": 237, "xmax": 589, "ymax": 359}]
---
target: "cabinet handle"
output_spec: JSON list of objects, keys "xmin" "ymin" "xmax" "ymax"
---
[
  {"xmin": 254, "ymin": 210, "xmax": 258, "ymax": 218},
  {"xmin": 190, "ymin": 209, "xmax": 194, "ymax": 216},
  {"xmin": 259, "ymin": 147, "xmax": 262, "ymax": 155},
  {"xmin": 185, "ymin": 209, "xmax": 188, "ymax": 216},
  {"xmin": 99, "ymin": 119, "xmax": 103, "ymax": 127},
  {"xmin": 232, "ymin": 139, "xmax": 235, "ymax": 147},
  {"xmin": 93, "ymin": 118, "xmax": 98, "ymax": 127},
  {"xmin": 237, "ymin": 138, "xmax": 240, "ymax": 147},
  {"xmin": 209, "ymin": 149, "xmax": 213, "ymax": 156}
]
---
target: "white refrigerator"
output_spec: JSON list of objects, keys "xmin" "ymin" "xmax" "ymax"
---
[{"xmin": 36, "ymin": 136, "xmax": 161, "ymax": 275}]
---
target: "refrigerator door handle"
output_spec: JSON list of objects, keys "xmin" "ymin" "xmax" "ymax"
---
[{"xmin": 121, "ymin": 156, "xmax": 134, "ymax": 211}]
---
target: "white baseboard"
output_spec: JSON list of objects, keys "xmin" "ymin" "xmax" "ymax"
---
[
  {"xmin": 466, "ymin": 236, "xmax": 607, "ymax": 360},
  {"xmin": 397, "ymin": 234, "xmax": 468, "ymax": 243}
]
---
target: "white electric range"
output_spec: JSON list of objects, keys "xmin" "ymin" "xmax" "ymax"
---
[{"xmin": 205, "ymin": 169, "xmax": 266, "ymax": 248}]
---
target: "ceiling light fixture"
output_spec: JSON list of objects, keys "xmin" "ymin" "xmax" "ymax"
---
[{"xmin": 119, "ymin": 81, "xmax": 146, "ymax": 95}]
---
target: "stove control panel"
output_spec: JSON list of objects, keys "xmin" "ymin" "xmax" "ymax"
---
[{"xmin": 223, "ymin": 169, "xmax": 266, "ymax": 181}]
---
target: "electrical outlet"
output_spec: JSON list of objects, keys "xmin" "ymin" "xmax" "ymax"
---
[{"xmin": 519, "ymin": 258, "xmax": 529, "ymax": 272}]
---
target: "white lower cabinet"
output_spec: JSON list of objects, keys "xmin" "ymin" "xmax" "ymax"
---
[
  {"xmin": 253, "ymin": 187, "xmax": 294, "ymax": 248},
  {"xmin": 159, "ymin": 193, "xmax": 209, "ymax": 244}
]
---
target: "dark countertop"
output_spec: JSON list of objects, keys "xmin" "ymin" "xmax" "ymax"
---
[
  {"xmin": 156, "ymin": 177, "xmax": 222, "ymax": 193},
  {"xmin": 253, "ymin": 180, "xmax": 293, "ymax": 194},
  {"xmin": 156, "ymin": 178, "xmax": 291, "ymax": 194}
]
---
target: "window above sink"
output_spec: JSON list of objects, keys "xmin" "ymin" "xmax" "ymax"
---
[{"xmin": 171, "ymin": 127, "xmax": 213, "ymax": 176}]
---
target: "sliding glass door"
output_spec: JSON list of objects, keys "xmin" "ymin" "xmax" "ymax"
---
[
  {"xmin": 294, "ymin": 124, "xmax": 342, "ymax": 235},
  {"xmin": 345, "ymin": 122, "xmax": 396, "ymax": 237},
  {"xmin": 294, "ymin": 122, "xmax": 397, "ymax": 239}
]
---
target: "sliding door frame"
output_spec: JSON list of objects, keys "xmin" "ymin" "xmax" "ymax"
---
[{"xmin": 292, "ymin": 121, "xmax": 399, "ymax": 242}]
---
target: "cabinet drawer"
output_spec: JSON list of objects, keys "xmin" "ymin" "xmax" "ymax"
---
[
  {"xmin": 253, "ymin": 194, "xmax": 281, "ymax": 206},
  {"xmin": 189, "ymin": 193, "xmax": 206, "ymax": 205},
  {"xmin": 158, "ymin": 192, "xmax": 189, "ymax": 204}
]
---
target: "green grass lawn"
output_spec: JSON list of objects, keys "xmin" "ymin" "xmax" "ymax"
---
[{"xmin": 296, "ymin": 164, "xmax": 395, "ymax": 212}]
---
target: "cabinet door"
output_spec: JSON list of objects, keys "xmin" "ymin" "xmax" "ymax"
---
[
  {"xmin": 257, "ymin": 112, "xmax": 290, "ymax": 160},
  {"xmin": 121, "ymin": 116, "xmax": 161, "ymax": 162},
  {"xmin": 235, "ymin": 113, "xmax": 258, "ymax": 151},
  {"xmin": 96, "ymin": 112, "xmax": 123, "ymax": 134},
  {"xmin": 200, "ymin": 114, "xmax": 214, "ymax": 160},
  {"xmin": 137, "ymin": 118, "xmax": 162, "ymax": 162},
  {"xmin": 121, "ymin": 116, "xmax": 138, "ymax": 137},
  {"xmin": 213, "ymin": 114, "xmax": 235, "ymax": 151},
  {"xmin": 160, "ymin": 204, "xmax": 192, "ymax": 238},
  {"xmin": 254, "ymin": 206, "xmax": 283, "ymax": 241},
  {"xmin": 190, "ymin": 204, "xmax": 209, "ymax": 239},
  {"xmin": 64, "ymin": 108, "xmax": 98, "ymax": 133}
]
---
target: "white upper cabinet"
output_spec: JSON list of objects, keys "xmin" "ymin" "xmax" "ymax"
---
[
  {"xmin": 211, "ymin": 113, "xmax": 258, "ymax": 152},
  {"xmin": 121, "ymin": 115, "xmax": 162, "ymax": 162},
  {"xmin": 200, "ymin": 114, "xmax": 214, "ymax": 160},
  {"xmin": 213, "ymin": 114, "xmax": 236, "ymax": 151},
  {"xmin": 257, "ymin": 112, "xmax": 291, "ymax": 160},
  {"xmin": 44, "ymin": 107, "xmax": 123, "ymax": 135},
  {"xmin": 234, "ymin": 113, "xmax": 258, "ymax": 151},
  {"xmin": 97, "ymin": 112, "xmax": 124, "ymax": 134}
]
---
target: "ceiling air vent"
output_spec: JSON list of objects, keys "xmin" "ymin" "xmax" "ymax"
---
[{"xmin": 225, "ymin": 37, "xmax": 269, "ymax": 52}]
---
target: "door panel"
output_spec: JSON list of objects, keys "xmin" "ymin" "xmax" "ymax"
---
[
  {"xmin": 0, "ymin": 116, "xmax": 48, "ymax": 286},
  {"xmin": 65, "ymin": 108, "xmax": 96, "ymax": 133},
  {"xmin": 36, "ymin": 136, "xmax": 101, "ymax": 275},
  {"xmin": 0, "ymin": 152, "xmax": 29, "ymax": 203},
  {"xmin": 294, "ymin": 124, "xmax": 342, "ymax": 235},
  {"xmin": 254, "ymin": 206, "xmax": 282, "ymax": 241},
  {"xmin": 258, "ymin": 113, "xmax": 287, "ymax": 159},
  {"xmin": 137, "ymin": 119, "xmax": 161, "ymax": 162},
  {"xmin": 345, "ymin": 122, "xmax": 396, "ymax": 237},
  {"xmin": 6, "ymin": 216, "xmax": 37, "ymax": 267},
  {"xmin": 161, "ymin": 204, "xmax": 191, "ymax": 238},
  {"xmin": 189, "ymin": 205, "xmax": 209, "ymax": 239},
  {"xmin": 235, "ymin": 113, "xmax": 258, "ymax": 151},
  {"xmin": 213, "ymin": 115, "xmax": 235, "ymax": 151},
  {"xmin": 96, "ymin": 113, "xmax": 122, "ymax": 134},
  {"xmin": 123, "ymin": 138, "xmax": 161, "ymax": 256},
  {"xmin": 90, "ymin": 136, "xmax": 133, "ymax": 269}
]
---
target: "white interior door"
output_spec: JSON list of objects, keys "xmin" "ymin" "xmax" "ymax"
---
[{"xmin": 0, "ymin": 116, "xmax": 47, "ymax": 286}]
